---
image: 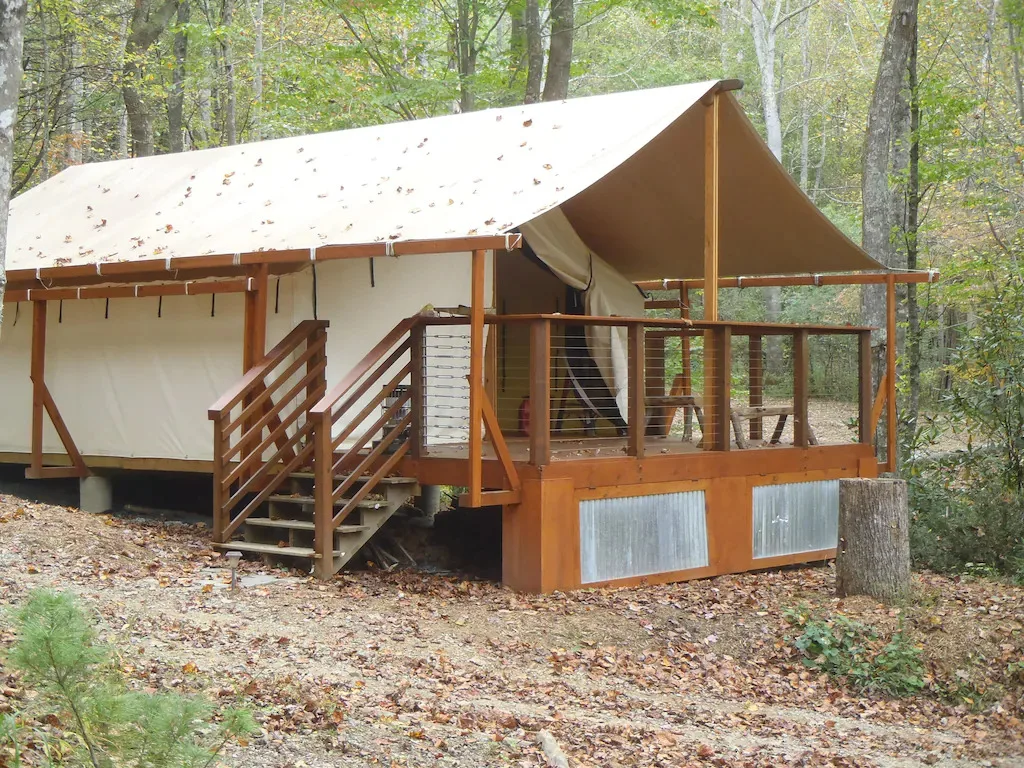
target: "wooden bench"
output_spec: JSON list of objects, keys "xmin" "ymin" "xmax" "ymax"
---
[{"xmin": 729, "ymin": 405, "xmax": 817, "ymax": 449}]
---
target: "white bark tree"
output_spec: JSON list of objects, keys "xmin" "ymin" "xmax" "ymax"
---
[{"xmin": 0, "ymin": 0, "xmax": 29, "ymax": 336}]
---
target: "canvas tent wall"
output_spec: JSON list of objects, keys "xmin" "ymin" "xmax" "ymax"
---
[{"xmin": 0, "ymin": 252, "xmax": 490, "ymax": 463}]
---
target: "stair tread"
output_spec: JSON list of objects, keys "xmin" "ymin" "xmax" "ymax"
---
[
  {"xmin": 268, "ymin": 494, "xmax": 387, "ymax": 508},
  {"xmin": 288, "ymin": 472, "xmax": 417, "ymax": 485},
  {"xmin": 246, "ymin": 518, "xmax": 369, "ymax": 533},
  {"xmin": 214, "ymin": 542, "xmax": 322, "ymax": 558}
]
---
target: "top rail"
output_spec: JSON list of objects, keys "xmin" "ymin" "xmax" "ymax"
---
[
  {"xmin": 208, "ymin": 319, "xmax": 329, "ymax": 417},
  {"xmin": 417, "ymin": 314, "xmax": 873, "ymax": 335}
]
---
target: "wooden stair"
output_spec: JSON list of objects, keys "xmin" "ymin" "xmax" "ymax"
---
[{"xmin": 214, "ymin": 471, "xmax": 419, "ymax": 575}]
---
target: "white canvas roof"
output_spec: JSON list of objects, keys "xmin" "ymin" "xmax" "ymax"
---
[{"xmin": 7, "ymin": 79, "xmax": 879, "ymax": 282}]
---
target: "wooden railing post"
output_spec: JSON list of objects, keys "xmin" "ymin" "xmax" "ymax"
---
[
  {"xmin": 748, "ymin": 334, "xmax": 763, "ymax": 442},
  {"xmin": 793, "ymin": 328, "xmax": 810, "ymax": 448},
  {"xmin": 681, "ymin": 283, "xmax": 694, "ymax": 440},
  {"xmin": 627, "ymin": 323, "xmax": 645, "ymax": 458},
  {"xmin": 409, "ymin": 322, "xmax": 425, "ymax": 458},
  {"xmin": 313, "ymin": 410, "xmax": 334, "ymax": 577},
  {"xmin": 529, "ymin": 319, "xmax": 551, "ymax": 466},
  {"xmin": 212, "ymin": 415, "xmax": 228, "ymax": 543},
  {"xmin": 858, "ymin": 330, "xmax": 873, "ymax": 444},
  {"xmin": 713, "ymin": 325, "xmax": 731, "ymax": 451}
]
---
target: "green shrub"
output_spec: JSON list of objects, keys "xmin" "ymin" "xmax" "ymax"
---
[
  {"xmin": 908, "ymin": 456, "xmax": 1024, "ymax": 580},
  {"xmin": 783, "ymin": 606, "xmax": 926, "ymax": 697},
  {"xmin": 1, "ymin": 590, "xmax": 256, "ymax": 767}
]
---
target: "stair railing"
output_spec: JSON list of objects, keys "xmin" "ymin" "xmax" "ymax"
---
[
  {"xmin": 309, "ymin": 317, "xmax": 421, "ymax": 565},
  {"xmin": 208, "ymin": 319, "xmax": 329, "ymax": 543}
]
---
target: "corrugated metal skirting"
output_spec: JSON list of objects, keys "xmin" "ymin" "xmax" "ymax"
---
[
  {"xmin": 752, "ymin": 480, "xmax": 839, "ymax": 559},
  {"xmin": 579, "ymin": 491, "xmax": 709, "ymax": 584}
]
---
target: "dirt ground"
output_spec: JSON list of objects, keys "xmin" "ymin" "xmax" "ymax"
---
[{"xmin": 1, "ymin": 495, "xmax": 1022, "ymax": 768}]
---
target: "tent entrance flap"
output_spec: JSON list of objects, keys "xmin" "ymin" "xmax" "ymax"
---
[{"xmin": 519, "ymin": 208, "xmax": 646, "ymax": 425}]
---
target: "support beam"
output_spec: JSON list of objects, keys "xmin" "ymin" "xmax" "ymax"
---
[
  {"xmin": 713, "ymin": 326, "xmax": 731, "ymax": 451},
  {"xmin": 681, "ymin": 283, "xmax": 693, "ymax": 441},
  {"xmin": 703, "ymin": 93, "xmax": 720, "ymax": 322},
  {"xmin": 635, "ymin": 271, "xmax": 939, "ymax": 292},
  {"xmin": 243, "ymin": 263, "xmax": 270, "ymax": 372},
  {"xmin": 467, "ymin": 249, "xmax": 486, "ymax": 507}
]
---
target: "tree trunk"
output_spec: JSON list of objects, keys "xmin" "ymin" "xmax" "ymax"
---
[
  {"xmin": 221, "ymin": 0, "xmax": 236, "ymax": 144},
  {"xmin": 0, "ymin": 0, "xmax": 29, "ymax": 334},
  {"xmin": 523, "ymin": 0, "xmax": 542, "ymax": 104},
  {"xmin": 836, "ymin": 478, "xmax": 911, "ymax": 603},
  {"xmin": 860, "ymin": 0, "xmax": 917, "ymax": 462},
  {"xmin": 167, "ymin": 0, "xmax": 189, "ymax": 153},
  {"xmin": 903, "ymin": 27, "xmax": 921, "ymax": 457},
  {"xmin": 1010, "ymin": 17, "xmax": 1024, "ymax": 124},
  {"xmin": 542, "ymin": 0, "xmax": 573, "ymax": 101},
  {"xmin": 122, "ymin": 0, "xmax": 179, "ymax": 158},
  {"xmin": 253, "ymin": 0, "xmax": 264, "ymax": 138},
  {"xmin": 38, "ymin": 0, "xmax": 49, "ymax": 180},
  {"xmin": 799, "ymin": 8, "xmax": 811, "ymax": 190},
  {"xmin": 66, "ymin": 34, "xmax": 84, "ymax": 164}
]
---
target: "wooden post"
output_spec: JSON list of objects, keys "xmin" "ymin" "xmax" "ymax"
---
[
  {"xmin": 701, "ymin": 92, "xmax": 720, "ymax": 451},
  {"xmin": 409, "ymin": 322, "xmax": 425, "ymax": 458},
  {"xmin": 885, "ymin": 273, "xmax": 897, "ymax": 471},
  {"xmin": 212, "ymin": 414, "xmax": 227, "ymax": 542},
  {"xmin": 313, "ymin": 411, "xmax": 334, "ymax": 579},
  {"xmin": 836, "ymin": 478, "xmax": 910, "ymax": 603},
  {"xmin": 748, "ymin": 335, "xmax": 763, "ymax": 442},
  {"xmin": 30, "ymin": 301, "xmax": 47, "ymax": 474},
  {"xmin": 713, "ymin": 325, "xmax": 731, "ymax": 451},
  {"xmin": 858, "ymin": 330, "xmax": 873, "ymax": 444},
  {"xmin": 529, "ymin": 319, "xmax": 551, "ymax": 466},
  {"xmin": 703, "ymin": 93, "xmax": 720, "ymax": 322},
  {"xmin": 468, "ymin": 249, "xmax": 486, "ymax": 507},
  {"xmin": 627, "ymin": 323, "xmax": 645, "ymax": 457},
  {"xmin": 680, "ymin": 283, "xmax": 693, "ymax": 441},
  {"xmin": 793, "ymin": 329, "xmax": 810, "ymax": 448}
]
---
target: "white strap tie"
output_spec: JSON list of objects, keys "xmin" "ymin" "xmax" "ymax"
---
[
  {"xmin": 309, "ymin": 247, "xmax": 316, "ymax": 262},
  {"xmin": 134, "ymin": 285, "xmax": 139, "ymax": 298},
  {"xmin": 232, "ymin": 252, "xmax": 241, "ymax": 266},
  {"xmin": 165, "ymin": 256, "xmax": 172, "ymax": 271},
  {"xmin": 95, "ymin": 263, "xmax": 102, "ymax": 275},
  {"xmin": 736, "ymin": 276, "xmax": 743, "ymax": 288},
  {"xmin": 77, "ymin": 288, "xmax": 82, "ymax": 299},
  {"xmin": 813, "ymin": 274, "xmax": 822, "ymax": 287},
  {"xmin": 384, "ymin": 241, "xmax": 396, "ymax": 257},
  {"xmin": 185, "ymin": 282, "xmax": 190, "ymax": 296}
]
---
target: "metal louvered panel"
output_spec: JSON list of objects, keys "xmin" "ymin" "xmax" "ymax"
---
[
  {"xmin": 579, "ymin": 491, "xmax": 709, "ymax": 584},
  {"xmin": 752, "ymin": 480, "xmax": 839, "ymax": 559}
]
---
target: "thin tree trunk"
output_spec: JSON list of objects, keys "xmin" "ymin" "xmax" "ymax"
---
[
  {"xmin": 253, "ymin": 0, "xmax": 264, "ymax": 138},
  {"xmin": 167, "ymin": 0, "xmax": 189, "ymax": 153},
  {"xmin": 66, "ymin": 34, "xmax": 84, "ymax": 164},
  {"xmin": 904, "ymin": 26, "xmax": 921, "ymax": 455},
  {"xmin": 221, "ymin": 0, "xmax": 236, "ymax": 144},
  {"xmin": 542, "ymin": 0, "xmax": 573, "ymax": 101},
  {"xmin": 799, "ymin": 8, "xmax": 811, "ymax": 190},
  {"xmin": 524, "ymin": 0, "xmax": 542, "ymax": 103},
  {"xmin": 1010, "ymin": 19, "xmax": 1024, "ymax": 124},
  {"xmin": 0, "ymin": 0, "xmax": 29, "ymax": 333},
  {"xmin": 38, "ymin": 0, "xmax": 49, "ymax": 180},
  {"xmin": 860, "ymin": 0, "xmax": 918, "ymax": 464}
]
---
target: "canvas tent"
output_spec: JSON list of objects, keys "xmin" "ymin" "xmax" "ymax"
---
[{"xmin": 0, "ymin": 78, "xmax": 881, "ymax": 467}]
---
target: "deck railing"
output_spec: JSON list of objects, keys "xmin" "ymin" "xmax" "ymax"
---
[{"xmin": 208, "ymin": 319, "xmax": 329, "ymax": 542}]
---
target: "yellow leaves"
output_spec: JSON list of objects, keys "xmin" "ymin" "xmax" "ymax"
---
[
  {"xmin": 202, "ymin": 583, "xmax": 214, "ymax": 593},
  {"xmin": 182, "ymin": 662, "xmax": 198, "ymax": 674}
]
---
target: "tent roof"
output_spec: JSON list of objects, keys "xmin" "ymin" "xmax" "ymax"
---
[{"xmin": 7, "ymin": 80, "xmax": 879, "ymax": 283}]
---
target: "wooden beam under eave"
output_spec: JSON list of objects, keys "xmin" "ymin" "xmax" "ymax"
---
[
  {"xmin": 635, "ymin": 272, "xmax": 939, "ymax": 291},
  {"xmin": 243, "ymin": 264, "xmax": 270, "ymax": 372}
]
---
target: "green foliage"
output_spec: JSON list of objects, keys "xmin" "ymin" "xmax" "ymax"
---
[
  {"xmin": 784, "ymin": 606, "xmax": 926, "ymax": 697},
  {"xmin": 908, "ymin": 455, "xmax": 1024, "ymax": 580},
  {"xmin": 2, "ymin": 590, "xmax": 256, "ymax": 768}
]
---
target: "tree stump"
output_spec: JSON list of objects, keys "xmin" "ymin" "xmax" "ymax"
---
[{"xmin": 836, "ymin": 478, "xmax": 911, "ymax": 603}]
